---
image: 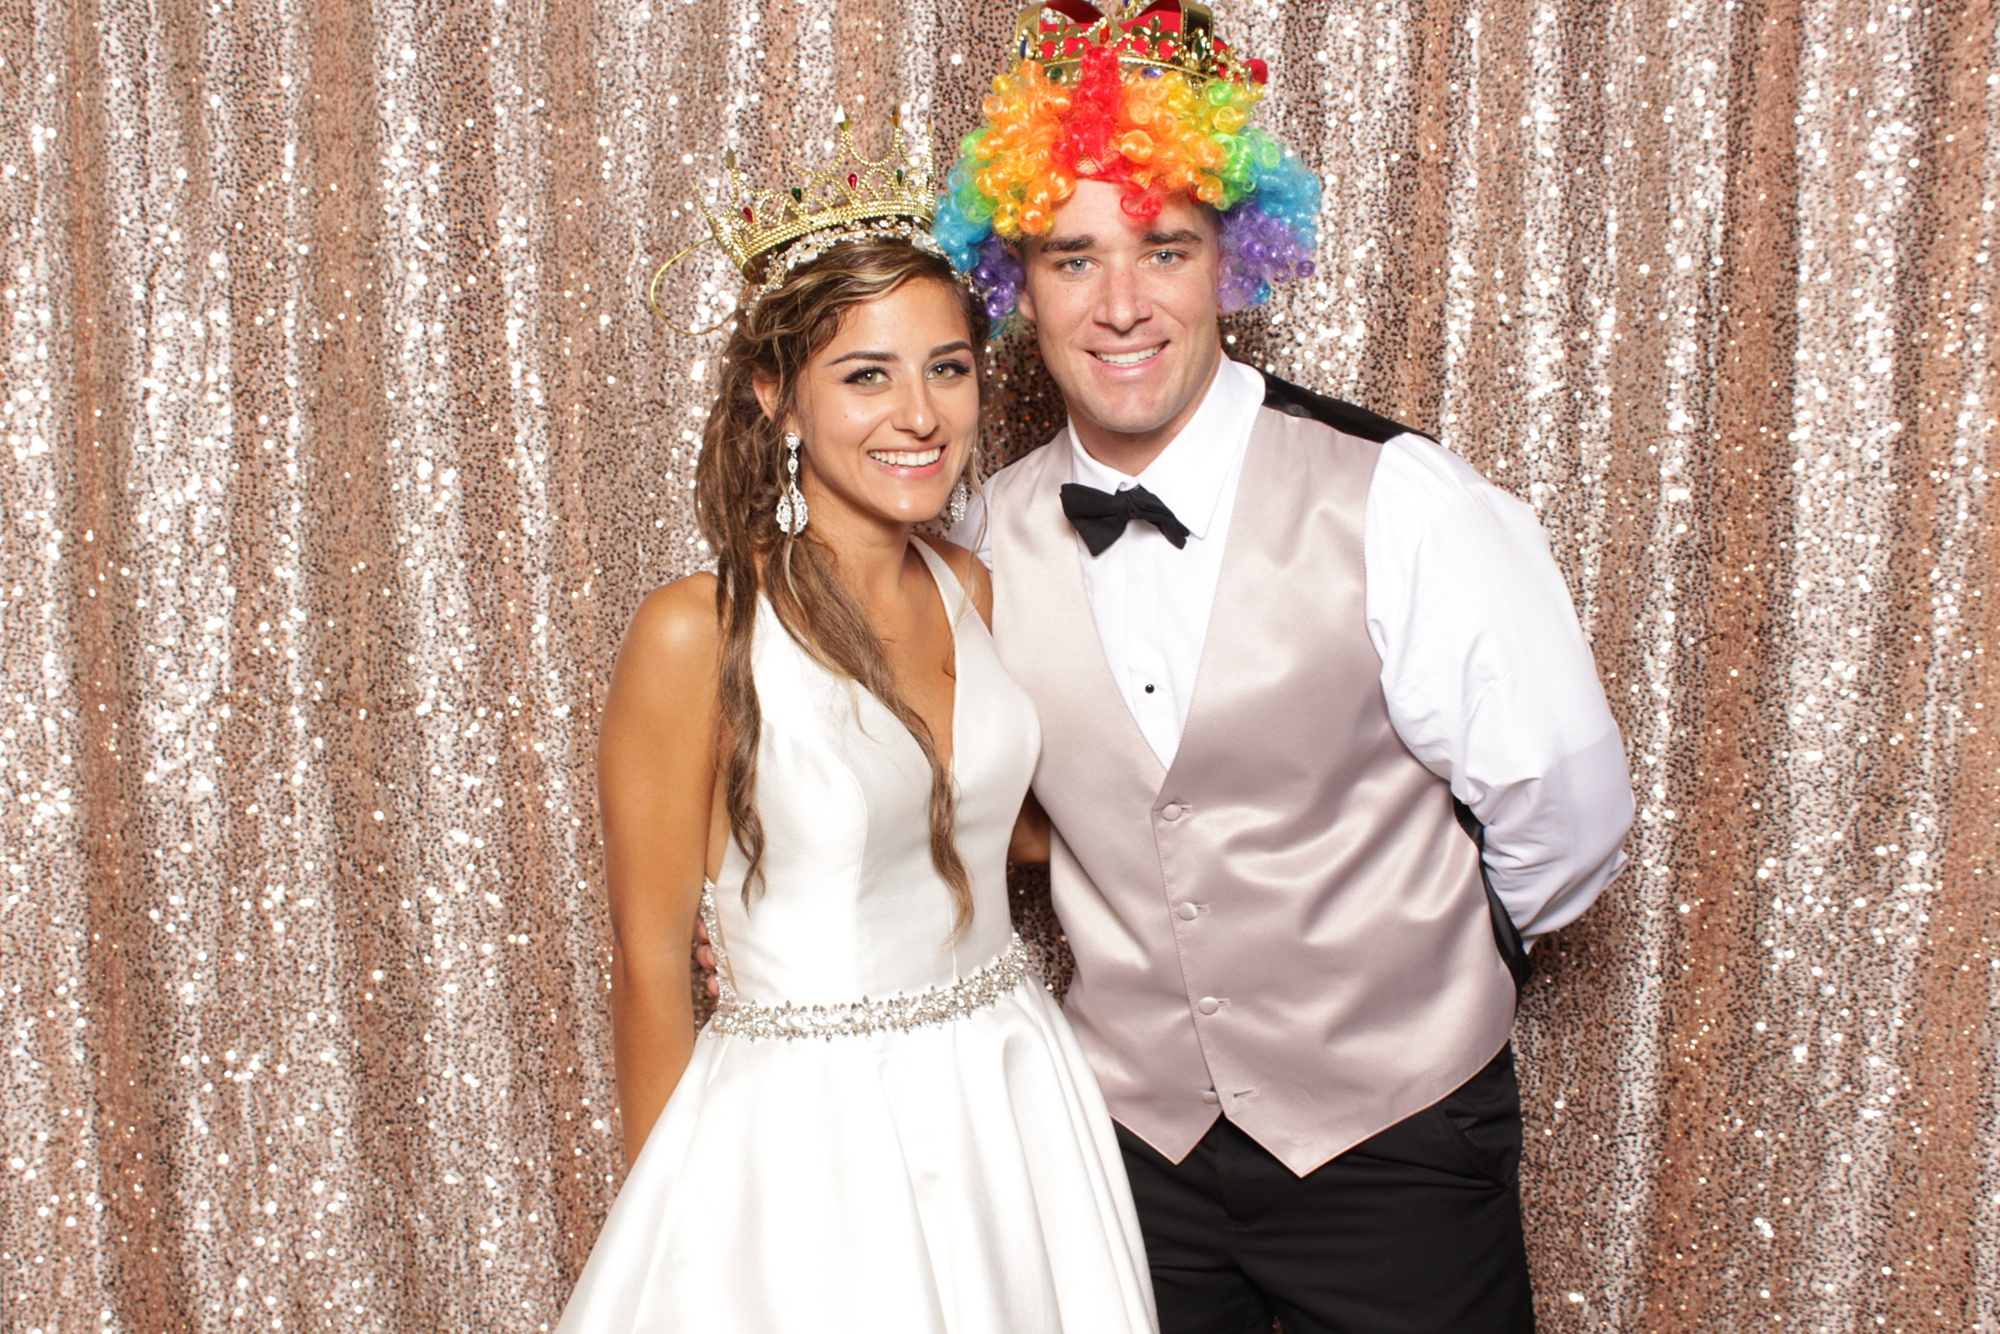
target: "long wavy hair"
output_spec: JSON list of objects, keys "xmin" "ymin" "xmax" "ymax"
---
[{"xmin": 695, "ymin": 239, "xmax": 988, "ymax": 936}]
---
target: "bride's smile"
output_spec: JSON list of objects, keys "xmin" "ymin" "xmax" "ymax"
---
[{"xmin": 771, "ymin": 277, "xmax": 980, "ymax": 535}]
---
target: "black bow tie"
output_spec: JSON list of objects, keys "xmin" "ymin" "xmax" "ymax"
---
[{"xmin": 1060, "ymin": 483, "xmax": 1191, "ymax": 557}]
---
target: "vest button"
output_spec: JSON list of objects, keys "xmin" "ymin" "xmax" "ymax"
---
[
  {"xmin": 1176, "ymin": 902, "xmax": 1200, "ymax": 921},
  {"xmin": 1160, "ymin": 802, "xmax": 1185, "ymax": 821},
  {"xmin": 1197, "ymin": 996, "xmax": 1222, "ymax": 1015}
]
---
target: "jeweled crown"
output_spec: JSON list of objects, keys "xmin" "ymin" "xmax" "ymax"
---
[
  {"xmin": 1014, "ymin": 0, "xmax": 1266, "ymax": 87},
  {"xmin": 703, "ymin": 109, "xmax": 938, "ymax": 276}
]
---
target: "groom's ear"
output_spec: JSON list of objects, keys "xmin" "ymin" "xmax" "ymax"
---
[{"xmin": 1013, "ymin": 243, "xmax": 1038, "ymax": 324}]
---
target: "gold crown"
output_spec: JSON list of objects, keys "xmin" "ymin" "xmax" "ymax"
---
[
  {"xmin": 702, "ymin": 109, "xmax": 937, "ymax": 276},
  {"xmin": 1013, "ymin": 0, "xmax": 1265, "ymax": 88},
  {"xmin": 648, "ymin": 111, "xmax": 943, "ymax": 333}
]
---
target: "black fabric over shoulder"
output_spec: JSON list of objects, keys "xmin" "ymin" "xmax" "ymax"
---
[{"xmin": 1258, "ymin": 370, "xmax": 1433, "ymax": 444}]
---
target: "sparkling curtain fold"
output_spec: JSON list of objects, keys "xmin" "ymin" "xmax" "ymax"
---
[{"xmin": 2, "ymin": 0, "xmax": 1995, "ymax": 1330}]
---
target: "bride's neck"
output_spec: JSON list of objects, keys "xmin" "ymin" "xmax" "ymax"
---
[{"xmin": 810, "ymin": 510, "xmax": 917, "ymax": 617}]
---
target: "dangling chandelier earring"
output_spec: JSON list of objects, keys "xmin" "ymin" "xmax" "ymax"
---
[
  {"xmin": 946, "ymin": 478, "xmax": 970, "ymax": 527},
  {"xmin": 775, "ymin": 432, "xmax": 809, "ymax": 536}
]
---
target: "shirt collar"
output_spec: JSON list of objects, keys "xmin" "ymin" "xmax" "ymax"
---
[{"xmin": 1066, "ymin": 356, "xmax": 1264, "ymax": 541}]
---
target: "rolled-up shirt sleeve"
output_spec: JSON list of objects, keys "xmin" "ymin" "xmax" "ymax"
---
[{"xmin": 1364, "ymin": 435, "xmax": 1635, "ymax": 941}]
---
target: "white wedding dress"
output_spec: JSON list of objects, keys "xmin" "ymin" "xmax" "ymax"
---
[{"xmin": 556, "ymin": 542, "xmax": 1157, "ymax": 1334}]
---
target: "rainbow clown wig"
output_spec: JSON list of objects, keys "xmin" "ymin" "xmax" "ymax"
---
[{"xmin": 934, "ymin": 0, "xmax": 1321, "ymax": 320}]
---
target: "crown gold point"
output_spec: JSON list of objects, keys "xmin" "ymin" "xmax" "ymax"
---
[
  {"xmin": 697, "ymin": 112, "xmax": 938, "ymax": 275},
  {"xmin": 651, "ymin": 112, "xmax": 948, "ymax": 334}
]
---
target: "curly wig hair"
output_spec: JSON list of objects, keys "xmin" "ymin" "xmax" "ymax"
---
[{"xmin": 934, "ymin": 42, "xmax": 1321, "ymax": 320}]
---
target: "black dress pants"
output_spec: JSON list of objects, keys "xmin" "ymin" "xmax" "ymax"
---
[{"xmin": 1117, "ymin": 1045, "xmax": 1535, "ymax": 1334}]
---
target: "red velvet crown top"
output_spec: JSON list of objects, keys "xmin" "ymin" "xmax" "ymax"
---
[{"xmin": 1017, "ymin": 0, "xmax": 1268, "ymax": 87}]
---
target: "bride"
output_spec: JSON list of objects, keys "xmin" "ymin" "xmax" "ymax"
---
[{"xmin": 555, "ymin": 123, "xmax": 1158, "ymax": 1333}]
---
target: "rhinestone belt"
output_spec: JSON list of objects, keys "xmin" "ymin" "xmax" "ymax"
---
[{"xmin": 701, "ymin": 884, "xmax": 1034, "ymax": 1041}]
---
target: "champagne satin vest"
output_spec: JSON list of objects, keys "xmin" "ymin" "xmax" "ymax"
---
[{"xmin": 987, "ymin": 375, "xmax": 1520, "ymax": 1176}]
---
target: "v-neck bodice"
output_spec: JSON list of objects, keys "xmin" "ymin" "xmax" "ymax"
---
[{"xmin": 706, "ymin": 542, "xmax": 1040, "ymax": 1005}]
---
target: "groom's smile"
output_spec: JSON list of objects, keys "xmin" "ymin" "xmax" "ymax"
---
[{"xmin": 1090, "ymin": 343, "xmax": 1165, "ymax": 367}]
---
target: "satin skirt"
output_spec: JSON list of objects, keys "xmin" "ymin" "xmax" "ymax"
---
[{"xmin": 554, "ymin": 979, "xmax": 1159, "ymax": 1333}]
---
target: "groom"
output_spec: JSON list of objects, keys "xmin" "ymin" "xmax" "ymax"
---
[{"xmin": 936, "ymin": 3, "xmax": 1635, "ymax": 1331}]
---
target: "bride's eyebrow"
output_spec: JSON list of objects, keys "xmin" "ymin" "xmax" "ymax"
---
[{"xmin": 828, "ymin": 344, "xmax": 968, "ymax": 366}]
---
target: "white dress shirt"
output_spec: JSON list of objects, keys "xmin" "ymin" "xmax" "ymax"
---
[{"xmin": 959, "ymin": 357, "xmax": 1633, "ymax": 941}]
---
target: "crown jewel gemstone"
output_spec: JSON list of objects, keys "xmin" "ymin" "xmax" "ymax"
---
[
  {"xmin": 699, "ymin": 113, "xmax": 936, "ymax": 273},
  {"xmin": 650, "ymin": 111, "xmax": 942, "ymax": 331}
]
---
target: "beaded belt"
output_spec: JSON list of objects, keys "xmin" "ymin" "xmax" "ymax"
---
[{"xmin": 701, "ymin": 883, "xmax": 1034, "ymax": 1041}]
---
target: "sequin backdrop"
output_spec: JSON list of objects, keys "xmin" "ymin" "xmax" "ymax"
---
[{"xmin": 1, "ymin": 0, "xmax": 1994, "ymax": 1327}]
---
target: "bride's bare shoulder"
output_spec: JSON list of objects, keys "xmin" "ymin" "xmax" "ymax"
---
[{"xmin": 615, "ymin": 573, "xmax": 724, "ymax": 687}]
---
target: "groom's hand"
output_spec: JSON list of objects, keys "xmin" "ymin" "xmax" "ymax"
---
[{"xmin": 692, "ymin": 917, "xmax": 720, "ymax": 998}]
